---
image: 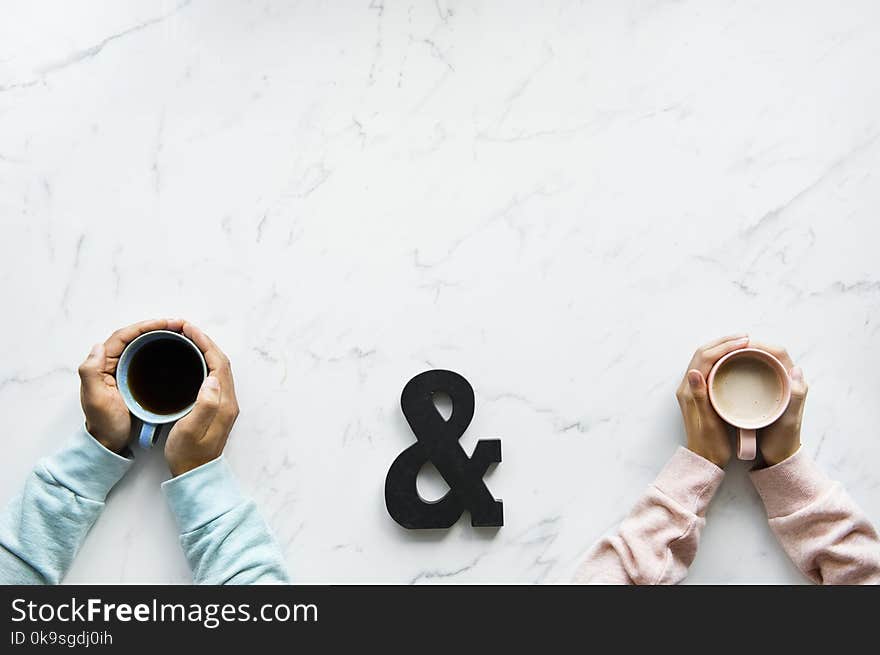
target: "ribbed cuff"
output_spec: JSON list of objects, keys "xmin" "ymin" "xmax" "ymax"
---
[
  {"xmin": 162, "ymin": 456, "xmax": 245, "ymax": 533},
  {"xmin": 749, "ymin": 448, "xmax": 833, "ymax": 519},
  {"xmin": 41, "ymin": 426, "xmax": 134, "ymax": 502},
  {"xmin": 653, "ymin": 447, "xmax": 725, "ymax": 516}
]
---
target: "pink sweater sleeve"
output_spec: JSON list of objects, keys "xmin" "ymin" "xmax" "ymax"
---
[
  {"xmin": 750, "ymin": 449, "xmax": 880, "ymax": 585},
  {"xmin": 573, "ymin": 447, "xmax": 724, "ymax": 584}
]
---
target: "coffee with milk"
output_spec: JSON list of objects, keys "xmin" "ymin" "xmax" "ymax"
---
[{"xmin": 711, "ymin": 355, "xmax": 785, "ymax": 425}]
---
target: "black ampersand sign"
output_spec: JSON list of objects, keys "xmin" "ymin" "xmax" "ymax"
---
[{"xmin": 385, "ymin": 369, "xmax": 503, "ymax": 529}]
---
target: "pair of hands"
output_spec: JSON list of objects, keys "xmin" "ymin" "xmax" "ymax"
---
[
  {"xmin": 676, "ymin": 334, "xmax": 807, "ymax": 468},
  {"xmin": 78, "ymin": 318, "xmax": 240, "ymax": 476}
]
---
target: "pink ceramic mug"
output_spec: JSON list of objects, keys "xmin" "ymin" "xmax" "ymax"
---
[{"xmin": 707, "ymin": 348, "xmax": 791, "ymax": 460}]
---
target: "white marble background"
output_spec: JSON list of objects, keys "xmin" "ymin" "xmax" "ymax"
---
[{"xmin": 1, "ymin": 1, "xmax": 879, "ymax": 584}]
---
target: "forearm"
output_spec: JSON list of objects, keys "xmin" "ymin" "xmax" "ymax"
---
[
  {"xmin": 751, "ymin": 449, "xmax": 880, "ymax": 585},
  {"xmin": 163, "ymin": 456, "xmax": 290, "ymax": 584},
  {"xmin": 0, "ymin": 428, "xmax": 132, "ymax": 584},
  {"xmin": 573, "ymin": 447, "xmax": 724, "ymax": 585}
]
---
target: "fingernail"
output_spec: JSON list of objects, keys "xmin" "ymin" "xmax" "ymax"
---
[
  {"xmin": 687, "ymin": 370, "xmax": 702, "ymax": 388},
  {"xmin": 791, "ymin": 366, "xmax": 803, "ymax": 381},
  {"xmin": 203, "ymin": 377, "xmax": 220, "ymax": 390}
]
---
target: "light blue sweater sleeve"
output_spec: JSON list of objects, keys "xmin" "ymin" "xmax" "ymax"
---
[
  {"xmin": 162, "ymin": 456, "xmax": 291, "ymax": 584},
  {"xmin": 0, "ymin": 427, "xmax": 133, "ymax": 584},
  {"xmin": 0, "ymin": 427, "xmax": 289, "ymax": 585}
]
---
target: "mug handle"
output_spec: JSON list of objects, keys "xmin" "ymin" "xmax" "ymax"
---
[
  {"xmin": 139, "ymin": 422, "xmax": 159, "ymax": 449},
  {"xmin": 737, "ymin": 428, "xmax": 757, "ymax": 460}
]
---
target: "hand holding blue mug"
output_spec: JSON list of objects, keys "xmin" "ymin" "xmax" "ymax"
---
[
  {"xmin": 164, "ymin": 323, "xmax": 240, "ymax": 477},
  {"xmin": 79, "ymin": 318, "xmax": 186, "ymax": 453}
]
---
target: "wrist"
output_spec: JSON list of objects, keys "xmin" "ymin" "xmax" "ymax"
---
[
  {"xmin": 686, "ymin": 442, "xmax": 729, "ymax": 468},
  {"xmin": 167, "ymin": 456, "xmax": 215, "ymax": 477},
  {"xmin": 169, "ymin": 461, "xmax": 196, "ymax": 477},
  {"xmin": 761, "ymin": 441, "xmax": 800, "ymax": 467},
  {"xmin": 85, "ymin": 422, "xmax": 126, "ymax": 454}
]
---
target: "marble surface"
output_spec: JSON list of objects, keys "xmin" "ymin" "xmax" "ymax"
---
[{"xmin": 1, "ymin": 1, "xmax": 879, "ymax": 584}]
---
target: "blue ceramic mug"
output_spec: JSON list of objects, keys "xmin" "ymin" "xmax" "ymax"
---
[{"xmin": 116, "ymin": 330, "xmax": 207, "ymax": 449}]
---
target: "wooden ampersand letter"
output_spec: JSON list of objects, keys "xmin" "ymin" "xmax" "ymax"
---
[{"xmin": 385, "ymin": 369, "xmax": 503, "ymax": 529}]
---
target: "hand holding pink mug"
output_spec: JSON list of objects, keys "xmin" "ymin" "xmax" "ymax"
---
[
  {"xmin": 707, "ymin": 348, "xmax": 792, "ymax": 460},
  {"xmin": 676, "ymin": 335, "xmax": 751, "ymax": 469}
]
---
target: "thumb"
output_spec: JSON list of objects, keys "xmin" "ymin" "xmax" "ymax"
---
[
  {"xmin": 787, "ymin": 366, "xmax": 808, "ymax": 414},
  {"xmin": 78, "ymin": 343, "xmax": 107, "ymax": 398},
  {"xmin": 173, "ymin": 376, "xmax": 221, "ymax": 440},
  {"xmin": 687, "ymin": 369, "xmax": 709, "ymax": 404}
]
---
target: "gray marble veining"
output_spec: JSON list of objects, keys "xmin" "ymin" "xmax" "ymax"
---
[{"xmin": 1, "ymin": 1, "xmax": 878, "ymax": 584}]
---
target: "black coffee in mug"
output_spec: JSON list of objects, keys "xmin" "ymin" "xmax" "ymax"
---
[{"xmin": 127, "ymin": 337, "xmax": 205, "ymax": 415}]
